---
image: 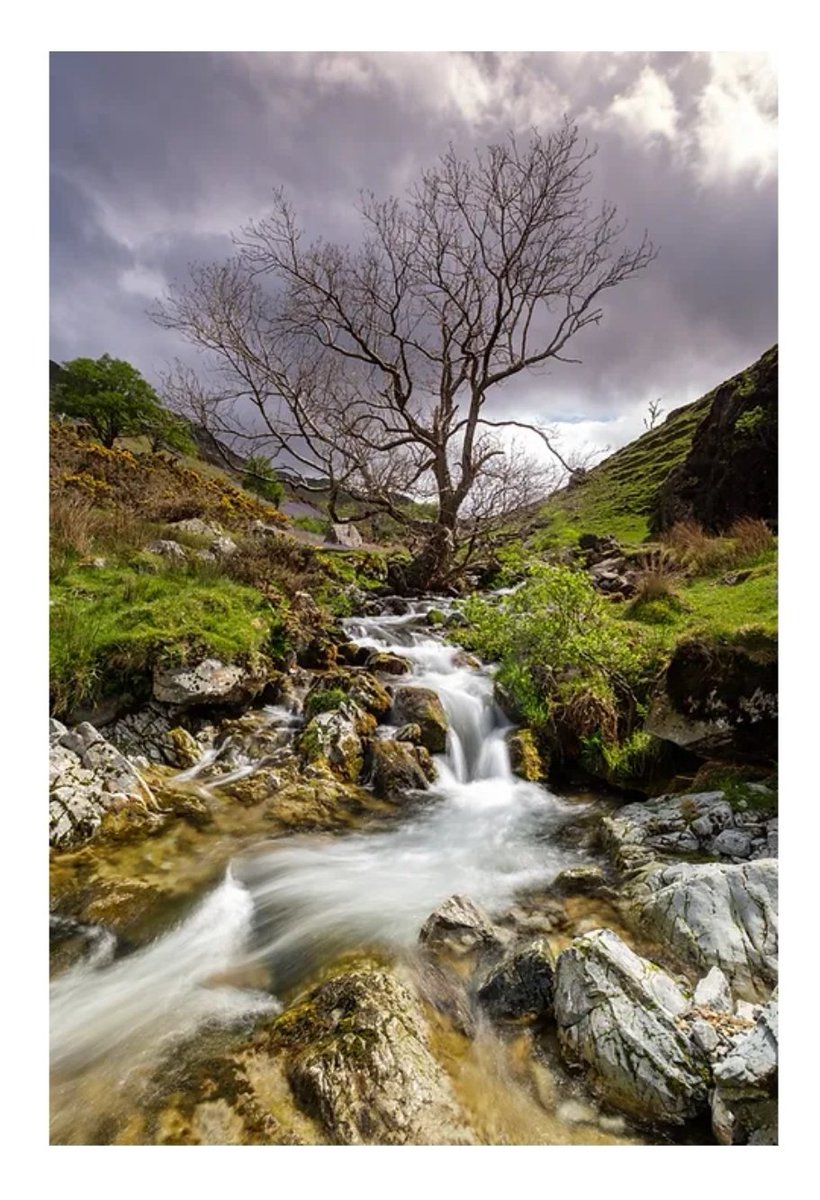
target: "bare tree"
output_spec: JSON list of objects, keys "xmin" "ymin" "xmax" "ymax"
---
[
  {"xmin": 154, "ymin": 120, "xmax": 655, "ymax": 589},
  {"xmin": 643, "ymin": 397, "xmax": 665, "ymax": 431}
]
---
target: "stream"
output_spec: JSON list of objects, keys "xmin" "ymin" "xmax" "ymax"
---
[{"xmin": 50, "ymin": 601, "xmax": 638, "ymax": 1145}]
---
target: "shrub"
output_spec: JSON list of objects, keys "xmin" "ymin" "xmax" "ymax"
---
[{"xmin": 243, "ymin": 454, "xmax": 284, "ymax": 506}]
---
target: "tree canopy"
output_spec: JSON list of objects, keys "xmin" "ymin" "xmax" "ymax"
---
[{"xmin": 155, "ymin": 121, "xmax": 655, "ymax": 587}]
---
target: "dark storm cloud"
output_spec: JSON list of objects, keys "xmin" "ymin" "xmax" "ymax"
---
[{"xmin": 50, "ymin": 51, "xmax": 777, "ymax": 455}]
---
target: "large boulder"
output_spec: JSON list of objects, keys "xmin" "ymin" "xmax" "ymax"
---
[
  {"xmin": 297, "ymin": 703, "xmax": 365, "ymax": 784},
  {"xmin": 553, "ymin": 929, "xmax": 710, "ymax": 1125},
  {"xmin": 392, "ymin": 687, "xmax": 449, "ymax": 754},
  {"xmin": 711, "ymin": 994, "xmax": 778, "ymax": 1145},
  {"xmin": 305, "ymin": 669, "xmax": 392, "ymax": 722},
  {"xmin": 368, "ymin": 739, "xmax": 435, "ymax": 800},
  {"xmin": 645, "ymin": 633, "xmax": 777, "ymax": 763},
  {"xmin": 49, "ymin": 721, "xmax": 158, "ymax": 848},
  {"xmin": 634, "ymin": 859, "xmax": 778, "ymax": 1001},
  {"xmin": 419, "ymin": 895, "xmax": 506, "ymax": 963},
  {"xmin": 328, "ymin": 522, "xmax": 363, "ymax": 548},
  {"xmin": 274, "ymin": 967, "xmax": 475, "ymax": 1144},
  {"xmin": 651, "ymin": 345, "xmax": 777, "ymax": 534},
  {"xmin": 153, "ymin": 658, "xmax": 269, "ymax": 709},
  {"xmin": 476, "ymin": 938, "xmax": 555, "ymax": 1022}
]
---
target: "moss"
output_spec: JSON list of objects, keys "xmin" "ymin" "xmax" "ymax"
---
[{"xmin": 303, "ymin": 687, "xmax": 349, "ymax": 720}]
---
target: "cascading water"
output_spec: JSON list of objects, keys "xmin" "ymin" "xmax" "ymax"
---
[{"xmin": 50, "ymin": 599, "xmax": 591, "ymax": 1135}]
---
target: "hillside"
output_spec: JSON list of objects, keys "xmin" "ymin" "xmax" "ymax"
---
[{"xmin": 534, "ymin": 346, "xmax": 777, "ymax": 549}]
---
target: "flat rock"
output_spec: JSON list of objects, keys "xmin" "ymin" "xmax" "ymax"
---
[{"xmin": 153, "ymin": 658, "xmax": 267, "ymax": 708}]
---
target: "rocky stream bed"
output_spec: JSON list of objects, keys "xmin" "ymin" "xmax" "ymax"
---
[{"xmin": 49, "ymin": 597, "xmax": 778, "ymax": 1146}]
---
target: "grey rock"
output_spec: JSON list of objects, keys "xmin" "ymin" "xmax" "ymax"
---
[
  {"xmin": 153, "ymin": 658, "xmax": 267, "ymax": 708},
  {"xmin": 328, "ymin": 522, "xmax": 363, "ymax": 548},
  {"xmin": 690, "ymin": 1018, "xmax": 720, "ymax": 1055},
  {"xmin": 693, "ymin": 966, "xmax": 732, "ymax": 1013},
  {"xmin": 419, "ymin": 895, "xmax": 506, "ymax": 962},
  {"xmin": 298, "ymin": 702, "xmax": 365, "ymax": 784},
  {"xmin": 710, "ymin": 829, "xmax": 752, "ymax": 859},
  {"xmin": 636, "ymin": 859, "xmax": 778, "ymax": 1001},
  {"xmin": 105, "ymin": 702, "xmax": 190, "ymax": 767},
  {"xmin": 147, "ymin": 538, "xmax": 188, "ymax": 561},
  {"xmin": 169, "ymin": 518, "xmax": 237, "ymax": 556},
  {"xmin": 553, "ymin": 929, "xmax": 709, "ymax": 1125},
  {"xmin": 711, "ymin": 996, "xmax": 778, "ymax": 1145},
  {"xmin": 281, "ymin": 967, "xmax": 475, "ymax": 1144},
  {"xmin": 476, "ymin": 937, "xmax": 555, "ymax": 1021},
  {"xmin": 602, "ymin": 791, "xmax": 733, "ymax": 871}
]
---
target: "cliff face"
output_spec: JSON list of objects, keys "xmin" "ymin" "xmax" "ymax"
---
[{"xmin": 650, "ymin": 346, "xmax": 777, "ymax": 535}]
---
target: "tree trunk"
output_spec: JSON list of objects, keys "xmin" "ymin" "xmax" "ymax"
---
[{"xmin": 401, "ymin": 523, "xmax": 457, "ymax": 594}]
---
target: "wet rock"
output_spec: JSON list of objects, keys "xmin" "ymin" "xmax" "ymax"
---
[
  {"xmin": 506, "ymin": 728, "xmax": 546, "ymax": 781},
  {"xmin": 365, "ymin": 650, "xmax": 412, "ymax": 676},
  {"xmin": 711, "ymin": 995, "xmax": 778, "ymax": 1145},
  {"xmin": 635, "ymin": 859, "xmax": 778, "ymax": 1001},
  {"xmin": 549, "ymin": 865, "xmax": 615, "ymax": 900},
  {"xmin": 476, "ymin": 938, "xmax": 555, "ymax": 1022},
  {"xmin": 307, "ymin": 669, "xmax": 392, "ymax": 722},
  {"xmin": 49, "ymin": 721, "xmax": 158, "ymax": 848},
  {"xmin": 419, "ymin": 895, "xmax": 507, "ymax": 964},
  {"xmin": 275, "ymin": 967, "xmax": 475, "ymax": 1144},
  {"xmin": 392, "ymin": 687, "xmax": 449, "ymax": 754},
  {"xmin": 336, "ymin": 642, "xmax": 370, "ymax": 667},
  {"xmin": 368, "ymin": 739, "xmax": 435, "ymax": 800},
  {"xmin": 297, "ymin": 703, "xmax": 365, "ymax": 784},
  {"xmin": 395, "ymin": 722, "xmax": 422, "ymax": 744},
  {"xmin": 693, "ymin": 966, "xmax": 733, "ymax": 1013},
  {"xmin": 553, "ymin": 929, "xmax": 709, "ymax": 1125},
  {"xmin": 153, "ymin": 658, "xmax": 268, "ymax": 709}
]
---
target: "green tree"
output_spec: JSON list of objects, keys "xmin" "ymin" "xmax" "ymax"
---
[
  {"xmin": 51, "ymin": 354, "xmax": 168, "ymax": 448},
  {"xmin": 243, "ymin": 453, "xmax": 284, "ymax": 506}
]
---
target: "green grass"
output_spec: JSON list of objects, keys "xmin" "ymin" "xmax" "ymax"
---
[{"xmin": 50, "ymin": 562, "xmax": 280, "ymax": 717}]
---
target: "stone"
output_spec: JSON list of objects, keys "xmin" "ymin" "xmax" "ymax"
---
[
  {"xmin": 553, "ymin": 929, "xmax": 709, "ymax": 1125},
  {"xmin": 419, "ymin": 895, "xmax": 506, "ymax": 962},
  {"xmin": 307, "ymin": 670, "xmax": 392, "ymax": 721},
  {"xmin": 105, "ymin": 703, "xmax": 201, "ymax": 767},
  {"xmin": 392, "ymin": 687, "xmax": 449, "ymax": 754},
  {"xmin": 693, "ymin": 966, "xmax": 732, "ymax": 1013},
  {"xmin": 711, "ymin": 996, "xmax": 778, "ymax": 1145},
  {"xmin": 328, "ymin": 522, "xmax": 363, "ymax": 548},
  {"xmin": 153, "ymin": 658, "xmax": 268, "ymax": 708},
  {"xmin": 710, "ymin": 829, "xmax": 752, "ymax": 859},
  {"xmin": 368, "ymin": 740, "xmax": 435, "ymax": 800},
  {"xmin": 365, "ymin": 651, "xmax": 412, "ymax": 676},
  {"xmin": 169, "ymin": 518, "xmax": 237, "ymax": 555},
  {"xmin": 476, "ymin": 938, "xmax": 555, "ymax": 1022},
  {"xmin": 297, "ymin": 703, "xmax": 365, "ymax": 784},
  {"xmin": 147, "ymin": 538, "xmax": 188, "ymax": 561},
  {"xmin": 549, "ymin": 865, "xmax": 615, "ymax": 900},
  {"xmin": 49, "ymin": 721, "xmax": 157, "ymax": 849},
  {"xmin": 276, "ymin": 967, "xmax": 475, "ymax": 1144},
  {"xmin": 506, "ymin": 728, "xmax": 546, "ymax": 781},
  {"xmin": 395, "ymin": 723, "xmax": 422, "ymax": 744},
  {"xmin": 636, "ymin": 859, "xmax": 778, "ymax": 1001},
  {"xmin": 602, "ymin": 790, "xmax": 733, "ymax": 872}
]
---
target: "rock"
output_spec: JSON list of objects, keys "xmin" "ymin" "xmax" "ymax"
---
[
  {"xmin": 553, "ymin": 929, "xmax": 709, "ymax": 1125},
  {"xmin": 636, "ymin": 859, "xmax": 778, "ymax": 1001},
  {"xmin": 275, "ymin": 967, "xmax": 475, "ymax": 1144},
  {"xmin": 710, "ymin": 829, "xmax": 752, "ymax": 859},
  {"xmin": 419, "ymin": 895, "xmax": 506, "ymax": 962},
  {"xmin": 392, "ymin": 687, "xmax": 449, "ymax": 754},
  {"xmin": 602, "ymin": 790, "xmax": 737, "ymax": 872},
  {"xmin": 693, "ymin": 966, "xmax": 732, "ymax": 1013},
  {"xmin": 549, "ymin": 865, "xmax": 615, "ymax": 900},
  {"xmin": 395, "ymin": 723, "xmax": 422, "ymax": 744},
  {"xmin": 104, "ymin": 703, "xmax": 202, "ymax": 768},
  {"xmin": 365, "ymin": 651, "xmax": 412, "ymax": 676},
  {"xmin": 307, "ymin": 670, "xmax": 392, "ymax": 722},
  {"xmin": 169, "ymin": 518, "xmax": 238, "ymax": 555},
  {"xmin": 711, "ymin": 995, "xmax": 778, "ymax": 1144},
  {"xmin": 578, "ymin": 533, "xmax": 621, "ymax": 563},
  {"xmin": 328, "ymin": 522, "xmax": 363, "ymax": 548},
  {"xmin": 368, "ymin": 740, "xmax": 435, "ymax": 800},
  {"xmin": 297, "ymin": 703, "xmax": 365, "ymax": 784},
  {"xmin": 147, "ymin": 538, "xmax": 188, "ymax": 561},
  {"xmin": 645, "ymin": 634, "xmax": 777, "ymax": 763},
  {"xmin": 336, "ymin": 642, "xmax": 371, "ymax": 667},
  {"xmin": 651, "ymin": 345, "xmax": 777, "ymax": 535},
  {"xmin": 153, "ymin": 658, "xmax": 268, "ymax": 708},
  {"xmin": 476, "ymin": 938, "xmax": 555, "ymax": 1022},
  {"xmin": 50, "ymin": 721, "xmax": 158, "ymax": 848},
  {"xmin": 506, "ymin": 728, "xmax": 546, "ymax": 781}
]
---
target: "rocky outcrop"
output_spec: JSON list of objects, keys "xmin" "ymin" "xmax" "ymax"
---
[
  {"xmin": 553, "ymin": 929, "xmax": 710, "ymax": 1125},
  {"xmin": 368, "ymin": 739, "xmax": 435, "ymax": 799},
  {"xmin": 635, "ymin": 859, "xmax": 778, "ymax": 1001},
  {"xmin": 711, "ymin": 993, "xmax": 778, "ymax": 1144},
  {"xmin": 169, "ymin": 517, "xmax": 238, "ymax": 556},
  {"xmin": 274, "ymin": 967, "xmax": 475, "ymax": 1144},
  {"xmin": 601, "ymin": 790, "xmax": 777, "ymax": 874},
  {"xmin": 153, "ymin": 658, "xmax": 269, "ymax": 709},
  {"xmin": 651, "ymin": 345, "xmax": 777, "ymax": 534},
  {"xmin": 392, "ymin": 687, "xmax": 449, "ymax": 754},
  {"xmin": 645, "ymin": 634, "xmax": 777, "ymax": 763},
  {"xmin": 49, "ymin": 720, "xmax": 157, "ymax": 848},
  {"xmin": 104, "ymin": 702, "xmax": 202, "ymax": 767},
  {"xmin": 476, "ymin": 938, "xmax": 555, "ymax": 1022}
]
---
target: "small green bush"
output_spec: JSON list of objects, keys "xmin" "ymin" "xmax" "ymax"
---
[
  {"xmin": 243, "ymin": 454, "xmax": 284, "ymax": 506},
  {"xmin": 304, "ymin": 687, "xmax": 349, "ymax": 720}
]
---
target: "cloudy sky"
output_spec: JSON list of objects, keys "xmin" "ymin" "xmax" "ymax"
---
[{"xmin": 49, "ymin": 51, "xmax": 777, "ymax": 461}]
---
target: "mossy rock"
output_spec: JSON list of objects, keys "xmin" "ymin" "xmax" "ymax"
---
[
  {"xmin": 368, "ymin": 739, "xmax": 435, "ymax": 800},
  {"xmin": 506, "ymin": 729, "xmax": 547, "ymax": 781},
  {"xmin": 392, "ymin": 687, "xmax": 449, "ymax": 754}
]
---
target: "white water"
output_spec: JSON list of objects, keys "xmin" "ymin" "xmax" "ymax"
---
[{"xmin": 50, "ymin": 602, "xmax": 586, "ymax": 1084}]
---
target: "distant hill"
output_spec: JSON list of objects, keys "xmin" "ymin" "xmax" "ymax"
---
[{"xmin": 536, "ymin": 345, "xmax": 777, "ymax": 547}]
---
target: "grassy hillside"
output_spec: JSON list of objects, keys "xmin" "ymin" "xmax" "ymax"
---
[{"xmin": 534, "ymin": 391, "xmax": 715, "ymax": 548}]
